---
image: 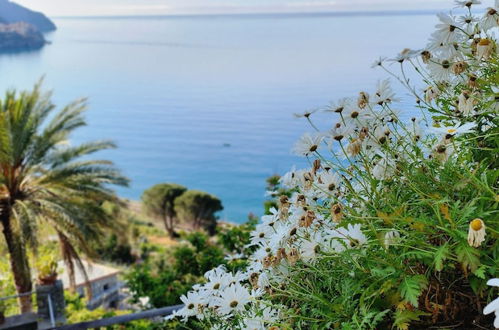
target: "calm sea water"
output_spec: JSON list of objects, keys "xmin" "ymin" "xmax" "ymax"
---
[{"xmin": 0, "ymin": 13, "xmax": 438, "ymax": 222}]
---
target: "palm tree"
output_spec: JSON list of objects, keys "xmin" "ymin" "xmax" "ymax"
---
[{"xmin": 0, "ymin": 82, "xmax": 128, "ymax": 312}]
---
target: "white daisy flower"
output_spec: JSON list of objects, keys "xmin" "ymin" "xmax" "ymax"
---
[
  {"xmin": 336, "ymin": 223, "xmax": 368, "ymax": 248},
  {"xmin": 483, "ymin": 278, "xmax": 499, "ymax": 329},
  {"xmin": 427, "ymin": 58, "xmax": 455, "ymax": 82},
  {"xmin": 374, "ymin": 79, "xmax": 399, "ymax": 105},
  {"xmin": 372, "ymin": 157, "xmax": 396, "ymax": 180},
  {"xmin": 328, "ymin": 122, "xmax": 355, "ymax": 142},
  {"xmin": 280, "ymin": 167, "xmax": 301, "ymax": 189},
  {"xmin": 300, "ymin": 231, "xmax": 323, "ymax": 262},
  {"xmin": 389, "ymin": 48, "xmax": 420, "ymax": 63},
  {"xmin": 316, "ymin": 171, "xmax": 341, "ymax": 198},
  {"xmin": 253, "ymin": 243, "xmax": 272, "ymax": 262},
  {"xmin": 482, "ymin": 4, "xmax": 499, "ymax": 31},
  {"xmin": 293, "ymin": 133, "xmax": 324, "ymax": 156},
  {"xmin": 457, "ymin": 92, "xmax": 477, "ymax": 116},
  {"xmin": 431, "ymin": 122, "xmax": 477, "ymax": 137},
  {"xmin": 431, "ymin": 13, "xmax": 462, "ymax": 46},
  {"xmin": 457, "ymin": 14, "xmax": 478, "ymax": 34},
  {"xmin": 138, "ymin": 296, "xmax": 150, "ymax": 308},
  {"xmin": 250, "ymin": 223, "xmax": 273, "ymax": 246},
  {"xmin": 371, "ymin": 125, "xmax": 391, "ymax": 145},
  {"xmin": 257, "ymin": 270, "xmax": 271, "ymax": 288},
  {"xmin": 213, "ymin": 283, "xmax": 252, "ymax": 315},
  {"xmin": 424, "ymin": 85, "xmax": 440, "ymax": 103},
  {"xmin": 325, "ymin": 97, "xmax": 352, "ymax": 114},
  {"xmin": 432, "ymin": 141, "xmax": 455, "ymax": 162},
  {"xmin": 371, "ymin": 56, "xmax": 387, "ymax": 68},
  {"xmin": 454, "ymin": 0, "xmax": 481, "ymax": 8},
  {"xmin": 224, "ymin": 253, "xmax": 245, "ymax": 261},
  {"xmin": 178, "ymin": 290, "xmax": 207, "ymax": 320},
  {"xmin": 342, "ymin": 106, "xmax": 372, "ymax": 127}
]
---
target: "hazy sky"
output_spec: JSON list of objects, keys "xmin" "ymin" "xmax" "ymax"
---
[{"xmin": 14, "ymin": 0, "xmax": 482, "ymax": 16}]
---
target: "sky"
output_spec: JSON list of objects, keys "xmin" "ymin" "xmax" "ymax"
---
[{"xmin": 13, "ymin": 0, "xmax": 474, "ymax": 17}]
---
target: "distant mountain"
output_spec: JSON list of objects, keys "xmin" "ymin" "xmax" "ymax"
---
[
  {"xmin": 0, "ymin": 22, "xmax": 45, "ymax": 52},
  {"xmin": 0, "ymin": 0, "xmax": 55, "ymax": 32}
]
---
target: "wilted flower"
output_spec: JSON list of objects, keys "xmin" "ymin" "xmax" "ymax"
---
[
  {"xmin": 424, "ymin": 86, "xmax": 440, "ymax": 103},
  {"xmin": 467, "ymin": 218, "xmax": 486, "ymax": 247},
  {"xmin": 432, "ymin": 141, "xmax": 455, "ymax": 162},
  {"xmin": 357, "ymin": 91, "xmax": 370, "ymax": 109},
  {"xmin": 457, "ymin": 91, "xmax": 477, "ymax": 116},
  {"xmin": 331, "ymin": 203, "xmax": 344, "ymax": 223},
  {"xmin": 476, "ymin": 39, "xmax": 495, "ymax": 60},
  {"xmin": 383, "ymin": 230, "xmax": 401, "ymax": 248}
]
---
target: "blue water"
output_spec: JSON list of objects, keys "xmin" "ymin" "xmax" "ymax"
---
[{"xmin": 0, "ymin": 13, "xmax": 437, "ymax": 222}]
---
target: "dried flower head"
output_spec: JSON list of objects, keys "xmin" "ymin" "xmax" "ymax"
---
[{"xmin": 467, "ymin": 218, "xmax": 486, "ymax": 247}]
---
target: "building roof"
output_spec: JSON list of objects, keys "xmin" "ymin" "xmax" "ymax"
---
[{"xmin": 57, "ymin": 260, "xmax": 121, "ymax": 289}]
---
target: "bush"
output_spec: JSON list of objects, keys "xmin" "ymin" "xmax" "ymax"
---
[{"xmin": 170, "ymin": 2, "xmax": 499, "ymax": 329}]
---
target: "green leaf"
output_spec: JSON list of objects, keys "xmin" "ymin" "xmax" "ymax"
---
[
  {"xmin": 393, "ymin": 310, "xmax": 428, "ymax": 330},
  {"xmin": 455, "ymin": 243, "xmax": 481, "ymax": 272},
  {"xmin": 472, "ymin": 264, "xmax": 487, "ymax": 279},
  {"xmin": 398, "ymin": 275, "xmax": 428, "ymax": 307},
  {"xmin": 433, "ymin": 243, "xmax": 449, "ymax": 271}
]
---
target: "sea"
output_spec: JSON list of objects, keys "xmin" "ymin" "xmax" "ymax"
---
[{"xmin": 0, "ymin": 12, "xmax": 439, "ymax": 222}]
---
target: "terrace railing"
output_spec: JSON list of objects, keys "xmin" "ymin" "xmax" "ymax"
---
[{"xmin": 50, "ymin": 304, "xmax": 183, "ymax": 330}]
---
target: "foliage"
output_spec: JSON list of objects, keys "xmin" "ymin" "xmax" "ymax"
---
[
  {"xmin": 142, "ymin": 184, "xmax": 187, "ymax": 237},
  {"xmin": 217, "ymin": 214, "xmax": 258, "ymax": 255},
  {"xmin": 263, "ymin": 174, "xmax": 293, "ymax": 215},
  {"xmin": 174, "ymin": 190, "xmax": 223, "ymax": 234},
  {"xmin": 126, "ymin": 219, "xmax": 256, "ymax": 311},
  {"xmin": 95, "ymin": 233, "xmax": 135, "ymax": 265},
  {"xmin": 35, "ymin": 253, "xmax": 58, "ymax": 279},
  {"xmin": 0, "ymin": 82, "xmax": 127, "ymax": 311},
  {"xmin": 64, "ymin": 291, "xmax": 158, "ymax": 330},
  {"xmin": 126, "ymin": 232, "xmax": 221, "ymax": 308},
  {"xmin": 170, "ymin": 2, "xmax": 499, "ymax": 329}
]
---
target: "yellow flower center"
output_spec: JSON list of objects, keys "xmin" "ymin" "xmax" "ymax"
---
[
  {"xmin": 470, "ymin": 218, "xmax": 483, "ymax": 231},
  {"xmin": 447, "ymin": 128, "xmax": 457, "ymax": 134},
  {"xmin": 478, "ymin": 39, "xmax": 491, "ymax": 46}
]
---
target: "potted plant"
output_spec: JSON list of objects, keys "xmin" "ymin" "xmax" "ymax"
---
[{"xmin": 36, "ymin": 255, "xmax": 59, "ymax": 285}]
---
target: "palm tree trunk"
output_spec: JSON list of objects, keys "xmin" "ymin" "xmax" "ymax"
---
[
  {"xmin": 0, "ymin": 208, "xmax": 33, "ymax": 313},
  {"xmin": 58, "ymin": 231, "xmax": 76, "ymax": 292},
  {"xmin": 57, "ymin": 231, "xmax": 93, "ymax": 301}
]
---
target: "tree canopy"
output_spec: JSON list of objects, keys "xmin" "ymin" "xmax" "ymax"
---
[
  {"xmin": 174, "ymin": 190, "xmax": 223, "ymax": 234},
  {"xmin": 141, "ymin": 183, "xmax": 187, "ymax": 237},
  {"xmin": 0, "ymin": 82, "xmax": 127, "ymax": 311}
]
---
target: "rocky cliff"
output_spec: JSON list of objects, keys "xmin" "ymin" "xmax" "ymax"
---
[
  {"xmin": 0, "ymin": 22, "xmax": 45, "ymax": 52},
  {"xmin": 0, "ymin": 0, "xmax": 56, "ymax": 32}
]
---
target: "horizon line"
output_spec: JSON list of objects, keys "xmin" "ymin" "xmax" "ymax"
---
[{"xmin": 50, "ymin": 9, "xmax": 449, "ymax": 20}]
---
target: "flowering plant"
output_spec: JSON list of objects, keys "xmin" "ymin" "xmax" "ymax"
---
[{"xmin": 170, "ymin": 1, "xmax": 499, "ymax": 328}]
